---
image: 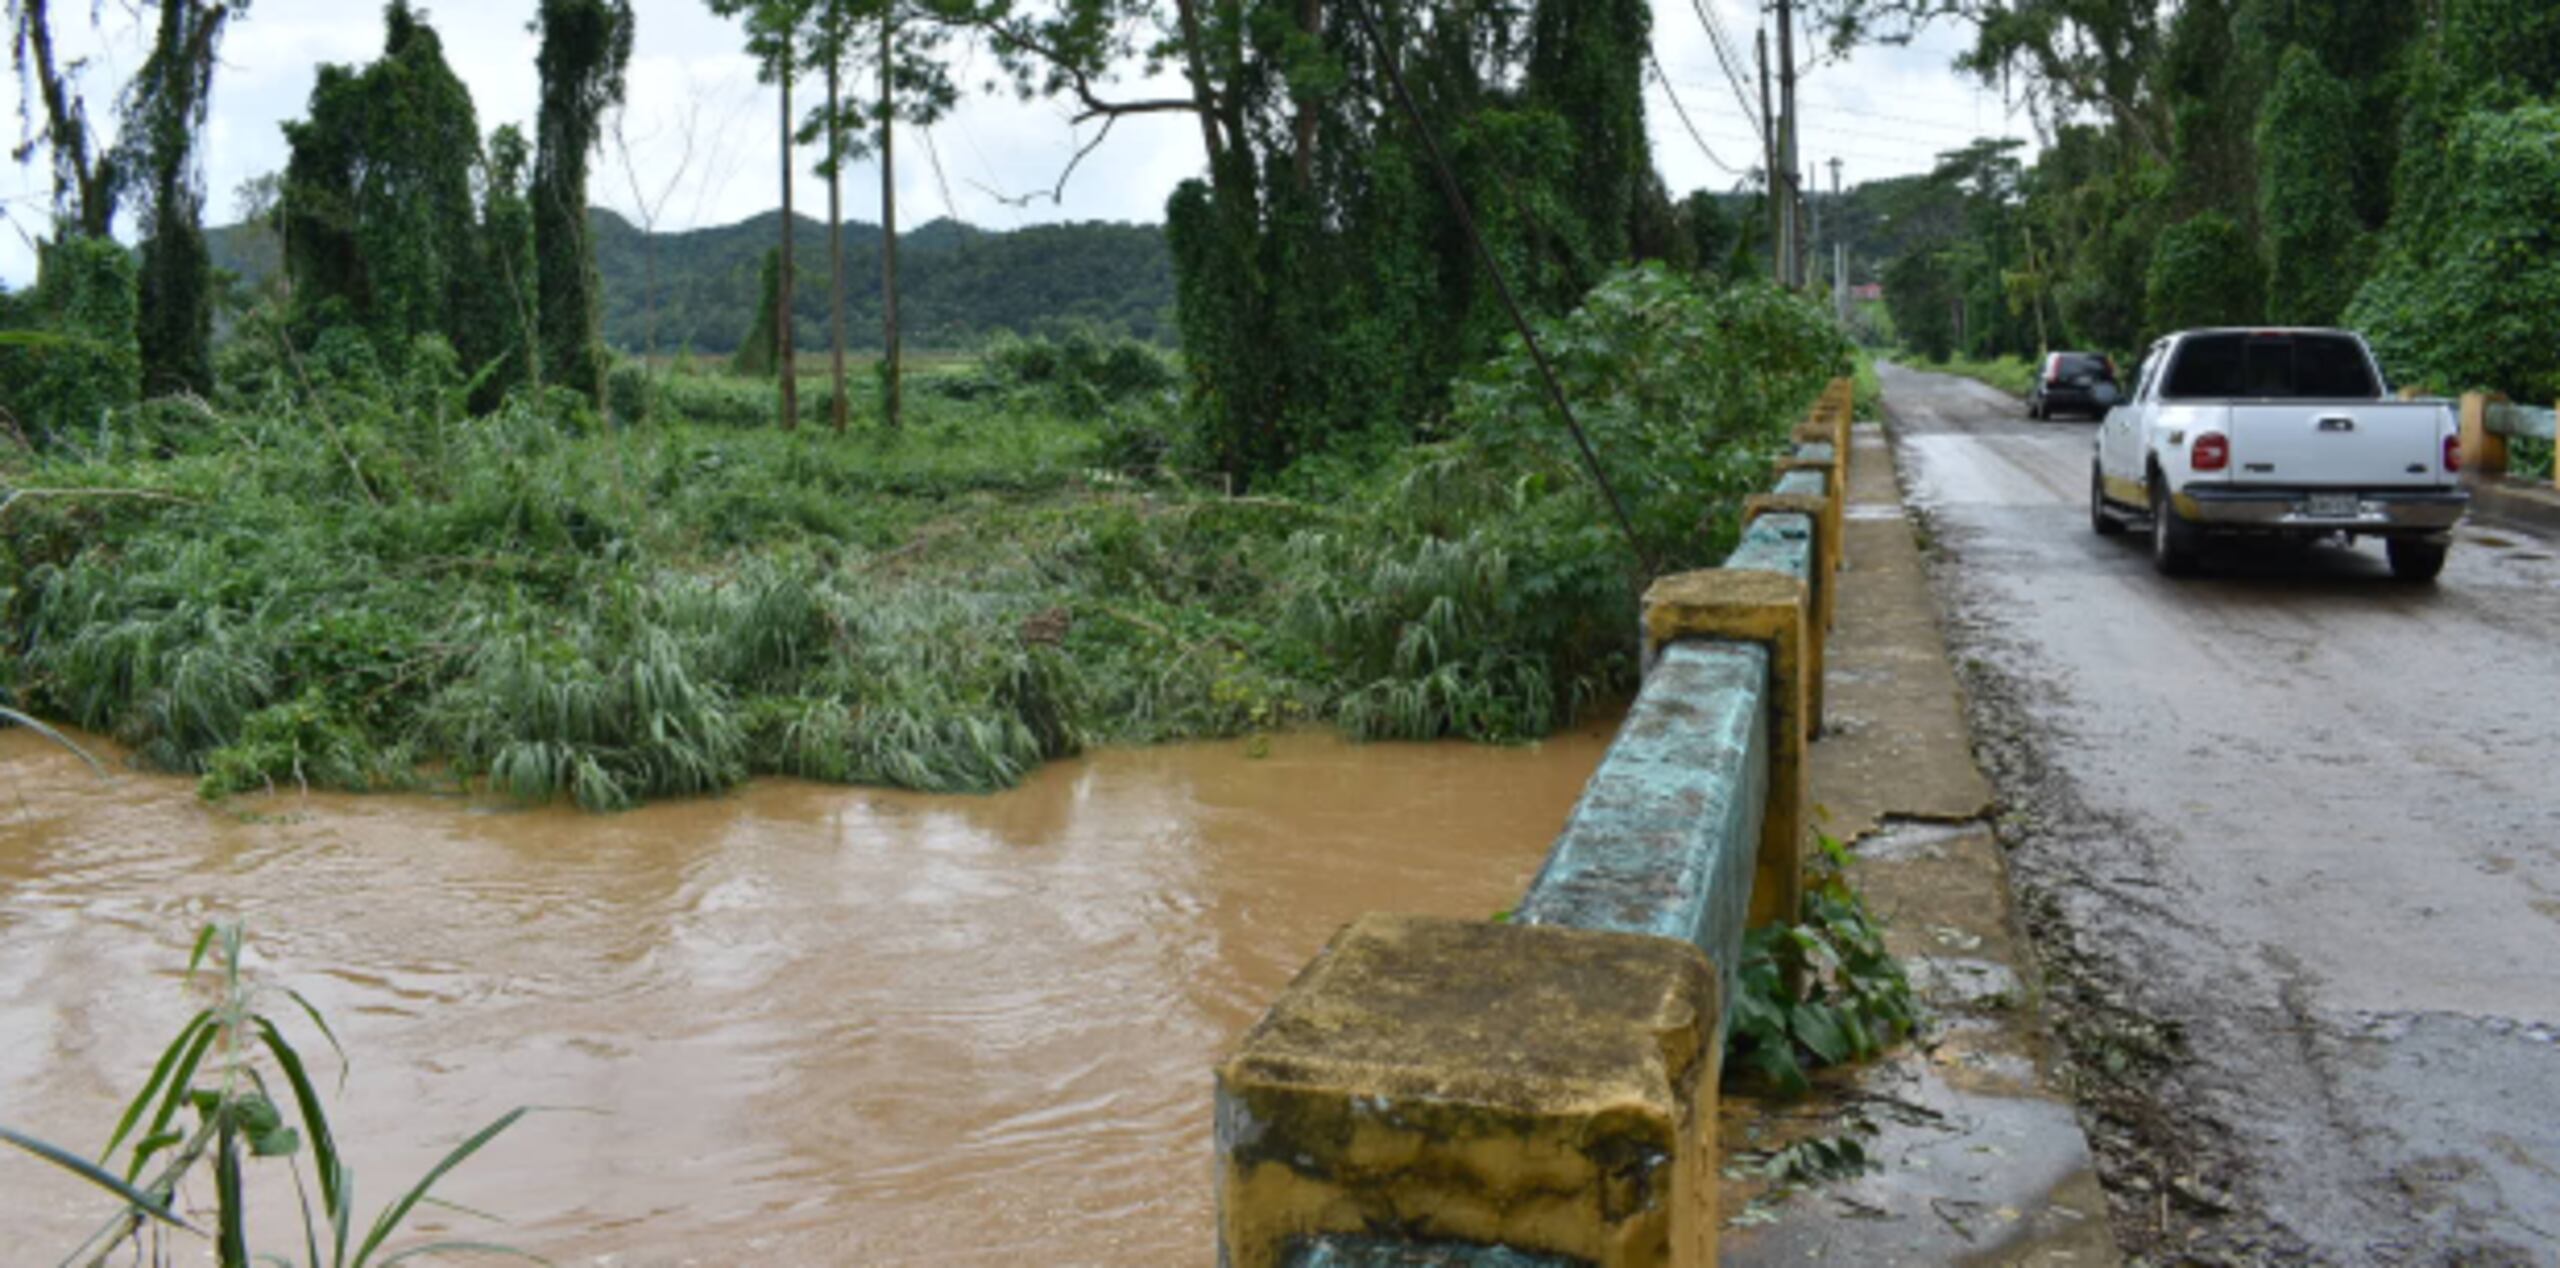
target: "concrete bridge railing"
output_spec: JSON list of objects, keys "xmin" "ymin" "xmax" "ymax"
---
[
  {"xmin": 2460, "ymin": 392, "xmax": 2560, "ymax": 489},
  {"xmin": 1213, "ymin": 378, "xmax": 1857, "ymax": 1268}
]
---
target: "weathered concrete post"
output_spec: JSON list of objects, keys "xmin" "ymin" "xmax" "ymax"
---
[
  {"xmin": 2460, "ymin": 392, "xmax": 2510, "ymax": 478},
  {"xmin": 1742, "ymin": 489, "xmax": 1831, "ymax": 734},
  {"xmin": 1214, "ymin": 914, "xmax": 1720, "ymax": 1267},
  {"xmin": 1639, "ymin": 569, "xmax": 1809, "ymax": 929}
]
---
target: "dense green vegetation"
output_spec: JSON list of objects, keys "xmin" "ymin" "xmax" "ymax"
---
[
  {"xmin": 2, "ymin": 269, "xmax": 1847, "ymax": 808},
  {"xmin": 1816, "ymin": 0, "xmax": 2560, "ymax": 404}
]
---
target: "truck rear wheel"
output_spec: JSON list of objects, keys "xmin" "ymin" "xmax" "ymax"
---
[
  {"xmin": 2386, "ymin": 538, "xmax": 2447, "ymax": 583},
  {"xmin": 2150, "ymin": 480, "xmax": 2200, "ymax": 576},
  {"xmin": 2091, "ymin": 464, "xmax": 2125, "ymax": 536}
]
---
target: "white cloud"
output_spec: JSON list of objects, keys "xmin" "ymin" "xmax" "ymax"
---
[{"xmin": 2, "ymin": 0, "xmax": 2020, "ymax": 288}]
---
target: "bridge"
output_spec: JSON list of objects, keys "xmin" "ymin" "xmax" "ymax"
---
[{"xmin": 1210, "ymin": 383, "xmax": 1858, "ymax": 1265}]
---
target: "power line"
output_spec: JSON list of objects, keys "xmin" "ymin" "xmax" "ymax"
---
[
  {"xmin": 1688, "ymin": 0, "xmax": 1764, "ymax": 144},
  {"xmin": 1647, "ymin": 49, "xmax": 1742, "ymax": 175}
]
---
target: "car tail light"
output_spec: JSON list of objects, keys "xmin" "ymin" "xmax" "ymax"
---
[
  {"xmin": 2445, "ymin": 433, "xmax": 2462, "ymax": 473},
  {"xmin": 2193, "ymin": 432, "xmax": 2230, "ymax": 472}
]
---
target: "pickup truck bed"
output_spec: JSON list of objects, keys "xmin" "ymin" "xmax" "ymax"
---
[{"xmin": 2092, "ymin": 329, "xmax": 2467, "ymax": 579}]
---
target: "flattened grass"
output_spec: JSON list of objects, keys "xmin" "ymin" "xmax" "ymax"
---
[{"xmin": 5, "ymin": 283, "xmax": 1839, "ymax": 808}]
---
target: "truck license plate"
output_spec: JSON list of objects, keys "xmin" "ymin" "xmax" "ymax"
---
[{"xmin": 2306, "ymin": 493, "xmax": 2358, "ymax": 518}]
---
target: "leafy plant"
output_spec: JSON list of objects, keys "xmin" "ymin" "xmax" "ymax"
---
[
  {"xmin": 1725, "ymin": 835, "xmax": 1919, "ymax": 1095},
  {"xmin": 0, "ymin": 923, "xmax": 534, "ymax": 1267},
  {"xmin": 1732, "ymin": 1124, "xmax": 1881, "ymax": 1185}
]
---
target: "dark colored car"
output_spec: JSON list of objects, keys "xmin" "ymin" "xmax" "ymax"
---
[{"xmin": 2027, "ymin": 352, "xmax": 2121, "ymax": 420}]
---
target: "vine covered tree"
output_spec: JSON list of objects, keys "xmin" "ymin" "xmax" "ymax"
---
[
  {"xmin": 8, "ymin": 0, "xmax": 122, "ymax": 238},
  {"xmin": 475, "ymin": 124, "xmax": 541, "ymax": 408},
  {"xmin": 281, "ymin": 3, "xmax": 485, "ymax": 358},
  {"xmin": 534, "ymin": 0, "xmax": 636, "ymax": 405},
  {"xmin": 2254, "ymin": 46, "xmax": 2362, "ymax": 327},
  {"xmin": 125, "ymin": 0, "xmax": 242, "ymax": 398},
  {"xmin": 966, "ymin": 0, "xmax": 1660, "ymax": 484}
]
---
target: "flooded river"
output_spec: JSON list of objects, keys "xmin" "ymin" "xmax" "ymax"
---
[{"xmin": 0, "ymin": 721, "xmax": 1614, "ymax": 1263}]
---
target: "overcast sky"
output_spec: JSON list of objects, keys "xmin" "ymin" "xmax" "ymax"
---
[{"xmin": 0, "ymin": 0, "xmax": 2031, "ymax": 287}]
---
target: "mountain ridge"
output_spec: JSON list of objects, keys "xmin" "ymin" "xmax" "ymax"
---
[{"xmin": 208, "ymin": 207, "xmax": 1176, "ymax": 353}]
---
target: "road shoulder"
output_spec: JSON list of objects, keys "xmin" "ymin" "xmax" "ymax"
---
[{"xmin": 1718, "ymin": 417, "xmax": 2117, "ymax": 1265}]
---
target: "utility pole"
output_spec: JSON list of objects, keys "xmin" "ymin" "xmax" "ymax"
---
[
  {"xmin": 1829, "ymin": 157, "xmax": 1847, "ymax": 323},
  {"xmin": 1777, "ymin": 0, "xmax": 1799, "ymax": 289},
  {"xmin": 1805, "ymin": 162, "xmax": 1819, "ymax": 294},
  {"xmin": 1758, "ymin": 31, "xmax": 1781, "ymax": 284}
]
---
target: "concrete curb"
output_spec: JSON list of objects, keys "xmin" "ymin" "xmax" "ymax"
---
[{"xmin": 2465, "ymin": 474, "xmax": 2560, "ymax": 537}]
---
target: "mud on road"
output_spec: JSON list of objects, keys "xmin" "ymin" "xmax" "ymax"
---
[{"xmin": 1879, "ymin": 363, "xmax": 2560, "ymax": 1265}]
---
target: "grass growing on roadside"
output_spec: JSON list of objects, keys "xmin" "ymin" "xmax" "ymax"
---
[
  {"xmin": 2512, "ymin": 435, "xmax": 2553, "ymax": 481},
  {"xmin": 3, "ymin": 272, "xmax": 1847, "ymax": 809},
  {"xmin": 1852, "ymin": 349, "xmax": 1884, "ymax": 421}
]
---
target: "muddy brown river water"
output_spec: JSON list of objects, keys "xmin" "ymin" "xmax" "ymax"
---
[{"xmin": 0, "ymin": 721, "xmax": 1615, "ymax": 1263}]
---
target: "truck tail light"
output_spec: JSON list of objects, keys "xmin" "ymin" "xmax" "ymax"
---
[
  {"xmin": 2445, "ymin": 434, "xmax": 2462, "ymax": 473},
  {"xmin": 2193, "ymin": 432, "xmax": 2230, "ymax": 472}
]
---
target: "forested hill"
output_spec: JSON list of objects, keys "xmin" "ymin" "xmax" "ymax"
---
[{"xmin": 208, "ymin": 209, "xmax": 1176, "ymax": 354}]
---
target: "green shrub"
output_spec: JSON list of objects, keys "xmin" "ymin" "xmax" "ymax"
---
[
  {"xmin": 1, "ymin": 238, "xmax": 141, "ymax": 440},
  {"xmin": 2257, "ymin": 46, "xmax": 2370, "ymax": 327},
  {"xmin": 2348, "ymin": 104, "xmax": 2560, "ymax": 402}
]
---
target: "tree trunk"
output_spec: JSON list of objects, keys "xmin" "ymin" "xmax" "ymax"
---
[
  {"xmin": 880, "ymin": 6, "xmax": 901, "ymax": 431},
  {"xmin": 1290, "ymin": 0, "xmax": 1319, "ymax": 189},
  {"xmin": 828, "ymin": 54, "xmax": 848, "ymax": 432},
  {"xmin": 778, "ymin": 54, "xmax": 798, "ymax": 431}
]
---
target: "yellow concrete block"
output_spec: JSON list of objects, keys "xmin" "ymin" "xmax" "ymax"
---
[
  {"xmin": 1640, "ymin": 570, "xmax": 1808, "ymax": 929},
  {"xmin": 2460, "ymin": 392, "xmax": 2511, "ymax": 477},
  {"xmin": 1215, "ymin": 914, "xmax": 1721, "ymax": 1268}
]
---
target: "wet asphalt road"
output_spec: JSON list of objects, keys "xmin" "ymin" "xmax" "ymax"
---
[{"xmin": 1881, "ymin": 362, "xmax": 2560, "ymax": 1263}]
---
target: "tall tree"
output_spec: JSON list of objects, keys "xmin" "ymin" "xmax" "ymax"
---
[
  {"xmin": 281, "ymin": 3, "xmax": 484, "ymax": 357},
  {"xmin": 712, "ymin": 0, "xmax": 808, "ymax": 427},
  {"xmin": 813, "ymin": 1, "xmax": 851, "ymax": 430},
  {"xmin": 476, "ymin": 123, "xmax": 540, "ymax": 408},
  {"xmin": 124, "ymin": 0, "xmax": 240, "ymax": 397},
  {"xmin": 534, "ymin": 0, "xmax": 635, "ymax": 405},
  {"xmin": 965, "ymin": 0, "xmax": 1657, "ymax": 483},
  {"xmin": 876, "ymin": 3, "xmax": 897, "ymax": 429},
  {"xmin": 2255, "ymin": 46, "xmax": 2362, "ymax": 326},
  {"xmin": 8, "ymin": 0, "xmax": 120, "ymax": 237},
  {"xmin": 802, "ymin": 0, "xmax": 953, "ymax": 432}
]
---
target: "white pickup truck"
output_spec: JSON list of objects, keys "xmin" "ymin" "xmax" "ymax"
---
[{"xmin": 2090, "ymin": 328, "xmax": 2468, "ymax": 580}]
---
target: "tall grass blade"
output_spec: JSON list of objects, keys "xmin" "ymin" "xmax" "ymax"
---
[
  {"xmin": 334, "ymin": 1160, "xmax": 355, "ymax": 1267},
  {"xmin": 291, "ymin": 1154, "xmax": 323, "ymax": 1268},
  {"xmin": 0, "ymin": 707, "xmax": 108, "ymax": 777},
  {"xmin": 130, "ymin": 1014, "xmax": 221, "ymax": 1180},
  {"xmin": 257, "ymin": 1018, "xmax": 343, "ymax": 1220},
  {"xmin": 0, "ymin": 1125, "xmax": 196, "ymax": 1232},
  {"xmin": 103, "ymin": 1008, "xmax": 211, "ymax": 1161},
  {"xmin": 281, "ymin": 987, "xmax": 350, "ymax": 1088},
  {"xmin": 353, "ymin": 1107, "xmax": 529, "ymax": 1266},
  {"xmin": 216, "ymin": 1120, "xmax": 248, "ymax": 1267}
]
